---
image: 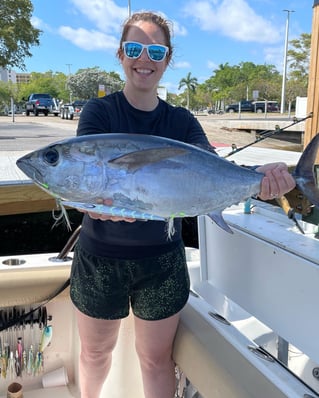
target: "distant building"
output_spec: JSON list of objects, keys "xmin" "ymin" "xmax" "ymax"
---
[
  {"xmin": 0, "ymin": 68, "xmax": 31, "ymax": 84},
  {"xmin": 16, "ymin": 73, "xmax": 31, "ymax": 84},
  {"xmin": 0, "ymin": 68, "xmax": 16, "ymax": 83}
]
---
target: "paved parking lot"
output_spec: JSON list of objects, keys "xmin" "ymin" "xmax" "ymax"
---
[
  {"xmin": 0, "ymin": 112, "xmax": 302, "ymax": 153},
  {"xmin": 0, "ymin": 115, "xmax": 77, "ymax": 152}
]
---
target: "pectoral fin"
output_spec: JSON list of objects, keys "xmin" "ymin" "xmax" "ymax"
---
[
  {"xmin": 108, "ymin": 147, "xmax": 188, "ymax": 171},
  {"xmin": 208, "ymin": 211, "xmax": 234, "ymax": 234}
]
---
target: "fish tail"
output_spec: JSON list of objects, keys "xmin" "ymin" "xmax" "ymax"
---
[{"xmin": 293, "ymin": 133, "xmax": 319, "ymax": 207}]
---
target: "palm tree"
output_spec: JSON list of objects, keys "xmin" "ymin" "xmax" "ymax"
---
[{"xmin": 178, "ymin": 72, "xmax": 198, "ymax": 110}]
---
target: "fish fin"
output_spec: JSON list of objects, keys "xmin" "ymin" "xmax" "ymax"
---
[
  {"xmin": 108, "ymin": 147, "xmax": 188, "ymax": 171},
  {"xmin": 61, "ymin": 200, "xmax": 166, "ymax": 221},
  {"xmin": 208, "ymin": 211, "xmax": 233, "ymax": 234},
  {"xmin": 293, "ymin": 133, "xmax": 319, "ymax": 207}
]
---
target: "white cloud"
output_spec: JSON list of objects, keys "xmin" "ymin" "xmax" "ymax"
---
[
  {"xmin": 171, "ymin": 19, "xmax": 188, "ymax": 37},
  {"xmin": 57, "ymin": 2, "xmax": 188, "ymax": 53},
  {"xmin": 68, "ymin": 0, "xmax": 128, "ymax": 33},
  {"xmin": 57, "ymin": 0, "xmax": 127, "ymax": 51},
  {"xmin": 173, "ymin": 61, "xmax": 191, "ymax": 69},
  {"xmin": 183, "ymin": 0, "xmax": 281, "ymax": 44},
  {"xmin": 264, "ymin": 46, "xmax": 284, "ymax": 71},
  {"xmin": 161, "ymin": 80, "xmax": 180, "ymax": 93},
  {"xmin": 58, "ymin": 26, "xmax": 119, "ymax": 51},
  {"xmin": 38, "ymin": 1, "xmax": 189, "ymax": 55},
  {"xmin": 31, "ymin": 16, "xmax": 52, "ymax": 32},
  {"xmin": 207, "ymin": 60, "xmax": 218, "ymax": 70},
  {"xmin": 33, "ymin": 1, "xmax": 126, "ymax": 52}
]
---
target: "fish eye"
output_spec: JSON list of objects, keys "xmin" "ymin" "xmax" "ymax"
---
[{"xmin": 43, "ymin": 148, "xmax": 59, "ymax": 165}]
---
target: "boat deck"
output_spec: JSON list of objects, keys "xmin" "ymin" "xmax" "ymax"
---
[{"xmin": 0, "ymin": 150, "xmax": 30, "ymax": 184}]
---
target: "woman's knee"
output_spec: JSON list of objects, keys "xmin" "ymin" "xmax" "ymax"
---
[
  {"xmin": 134, "ymin": 314, "xmax": 179, "ymax": 370},
  {"xmin": 76, "ymin": 310, "xmax": 121, "ymax": 361},
  {"xmin": 80, "ymin": 327, "xmax": 120, "ymax": 365},
  {"xmin": 136, "ymin": 342, "xmax": 173, "ymax": 371},
  {"xmin": 79, "ymin": 338, "xmax": 118, "ymax": 379}
]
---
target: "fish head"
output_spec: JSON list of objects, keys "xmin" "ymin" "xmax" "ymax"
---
[{"xmin": 16, "ymin": 140, "xmax": 102, "ymax": 201}]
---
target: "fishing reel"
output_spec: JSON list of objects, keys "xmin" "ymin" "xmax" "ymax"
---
[{"xmin": 283, "ymin": 187, "xmax": 313, "ymax": 216}]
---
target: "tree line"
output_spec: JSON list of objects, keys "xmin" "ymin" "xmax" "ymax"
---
[
  {"xmin": 175, "ymin": 33, "xmax": 310, "ymax": 111},
  {"xmin": 0, "ymin": 0, "xmax": 310, "ymax": 113}
]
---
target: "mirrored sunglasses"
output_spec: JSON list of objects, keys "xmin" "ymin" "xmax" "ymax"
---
[{"xmin": 122, "ymin": 41, "xmax": 169, "ymax": 62}]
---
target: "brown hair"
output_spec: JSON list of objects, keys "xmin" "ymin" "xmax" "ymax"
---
[{"xmin": 117, "ymin": 11, "xmax": 173, "ymax": 63}]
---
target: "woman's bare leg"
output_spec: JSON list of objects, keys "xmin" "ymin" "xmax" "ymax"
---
[
  {"xmin": 75, "ymin": 308, "xmax": 121, "ymax": 398},
  {"xmin": 134, "ymin": 313, "xmax": 180, "ymax": 398}
]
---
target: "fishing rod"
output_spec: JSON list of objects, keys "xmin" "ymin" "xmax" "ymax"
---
[{"xmin": 224, "ymin": 112, "xmax": 313, "ymax": 158}]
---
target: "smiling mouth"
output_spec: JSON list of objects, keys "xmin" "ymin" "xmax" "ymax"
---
[{"xmin": 135, "ymin": 68, "xmax": 153, "ymax": 75}]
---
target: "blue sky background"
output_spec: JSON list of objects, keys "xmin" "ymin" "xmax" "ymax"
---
[{"xmin": 21, "ymin": 0, "xmax": 313, "ymax": 93}]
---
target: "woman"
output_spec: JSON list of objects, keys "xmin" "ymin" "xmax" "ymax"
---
[{"xmin": 70, "ymin": 11, "xmax": 295, "ymax": 398}]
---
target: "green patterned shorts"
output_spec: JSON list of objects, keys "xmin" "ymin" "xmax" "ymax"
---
[{"xmin": 70, "ymin": 242, "xmax": 190, "ymax": 320}]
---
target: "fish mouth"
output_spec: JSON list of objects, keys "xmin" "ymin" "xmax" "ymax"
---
[{"xmin": 16, "ymin": 156, "xmax": 45, "ymax": 184}]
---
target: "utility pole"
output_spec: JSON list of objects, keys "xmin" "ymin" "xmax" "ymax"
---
[
  {"xmin": 66, "ymin": 64, "xmax": 72, "ymax": 103},
  {"xmin": 66, "ymin": 64, "xmax": 72, "ymax": 75},
  {"xmin": 280, "ymin": 10, "xmax": 294, "ymax": 114}
]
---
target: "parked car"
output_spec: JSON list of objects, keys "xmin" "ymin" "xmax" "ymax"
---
[
  {"xmin": 252, "ymin": 101, "xmax": 279, "ymax": 113},
  {"xmin": 226, "ymin": 100, "xmax": 279, "ymax": 113},
  {"xmin": 25, "ymin": 93, "xmax": 57, "ymax": 116},
  {"xmin": 207, "ymin": 107, "xmax": 224, "ymax": 114},
  {"xmin": 225, "ymin": 100, "xmax": 254, "ymax": 113},
  {"xmin": 72, "ymin": 100, "xmax": 87, "ymax": 113},
  {"xmin": 59, "ymin": 100, "xmax": 88, "ymax": 120}
]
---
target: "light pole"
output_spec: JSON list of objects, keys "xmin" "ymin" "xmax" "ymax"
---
[
  {"xmin": 128, "ymin": 0, "xmax": 131, "ymax": 17},
  {"xmin": 66, "ymin": 64, "xmax": 72, "ymax": 103},
  {"xmin": 280, "ymin": 9, "xmax": 295, "ymax": 114}
]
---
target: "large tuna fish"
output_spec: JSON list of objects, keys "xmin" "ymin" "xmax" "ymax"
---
[{"xmin": 16, "ymin": 133, "xmax": 319, "ymax": 233}]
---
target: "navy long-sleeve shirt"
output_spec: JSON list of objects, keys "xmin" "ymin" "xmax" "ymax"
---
[{"xmin": 77, "ymin": 91, "xmax": 214, "ymax": 258}]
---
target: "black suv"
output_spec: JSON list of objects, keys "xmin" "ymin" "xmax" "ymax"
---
[{"xmin": 226, "ymin": 100, "xmax": 279, "ymax": 113}]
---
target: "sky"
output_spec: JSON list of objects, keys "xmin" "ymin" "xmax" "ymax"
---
[{"xmin": 20, "ymin": 0, "xmax": 313, "ymax": 93}]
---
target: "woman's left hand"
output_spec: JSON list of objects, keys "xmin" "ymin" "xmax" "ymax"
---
[
  {"xmin": 256, "ymin": 162, "xmax": 296, "ymax": 201},
  {"xmin": 76, "ymin": 198, "xmax": 136, "ymax": 222}
]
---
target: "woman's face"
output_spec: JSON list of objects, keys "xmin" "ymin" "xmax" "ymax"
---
[{"xmin": 119, "ymin": 21, "xmax": 169, "ymax": 93}]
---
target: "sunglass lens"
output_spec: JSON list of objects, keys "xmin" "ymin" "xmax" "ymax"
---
[
  {"xmin": 124, "ymin": 42, "xmax": 143, "ymax": 58},
  {"xmin": 148, "ymin": 45, "xmax": 167, "ymax": 61}
]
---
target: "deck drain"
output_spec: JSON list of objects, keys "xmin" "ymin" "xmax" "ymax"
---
[{"xmin": 2, "ymin": 258, "xmax": 26, "ymax": 266}]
